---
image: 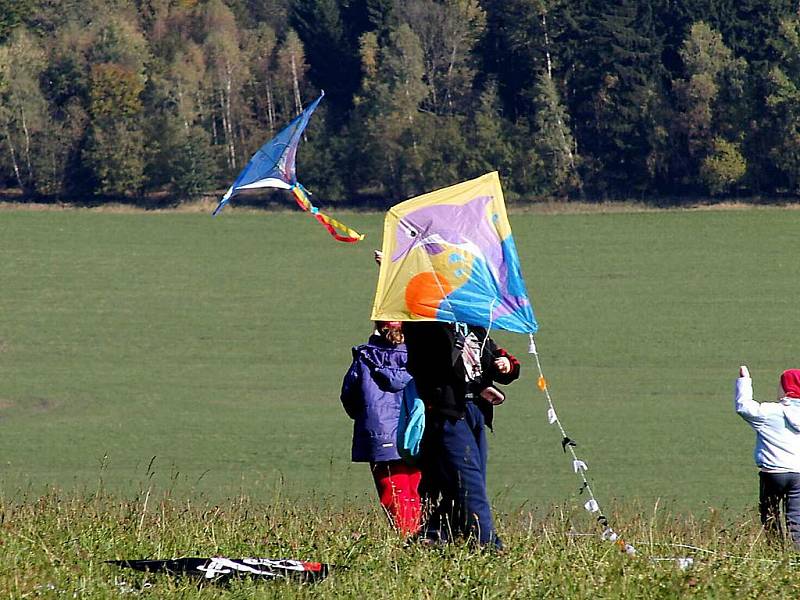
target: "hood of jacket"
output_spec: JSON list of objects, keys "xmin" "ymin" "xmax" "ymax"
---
[{"xmin": 358, "ymin": 335, "xmax": 411, "ymax": 393}]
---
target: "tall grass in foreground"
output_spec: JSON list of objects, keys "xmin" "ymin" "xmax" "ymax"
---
[{"xmin": 1, "ymin": 491, "xmax": 798, "ymax": 599}]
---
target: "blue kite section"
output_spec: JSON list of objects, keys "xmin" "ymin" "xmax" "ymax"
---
[
  {"xmin": 501, "ymin": 236, "xmax": 529, "ymax": 298},
  {"xmin": 434, "ymin": 237, "xmax": 538, "ymax": 335},
  {"xmin": 212, "ymin": 92, "xmax": 325, "ymax": 216}
]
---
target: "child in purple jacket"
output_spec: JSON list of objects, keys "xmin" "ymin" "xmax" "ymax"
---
[{"xmin": 340, "ymin": 321, "xmax": 421, "ymax": 535}]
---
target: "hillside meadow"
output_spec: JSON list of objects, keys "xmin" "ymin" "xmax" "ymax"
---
[{"xmin": 1, "ymin": 205, "xmax": 800, "ymax": 597}]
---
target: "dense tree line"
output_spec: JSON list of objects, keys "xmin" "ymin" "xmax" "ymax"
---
[{"xmin": 2, "ymin": 0, "xmax": 800, "ymax": 204}]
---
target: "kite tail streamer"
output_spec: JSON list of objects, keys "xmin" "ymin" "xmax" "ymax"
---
[
  {"xmin": 528, "ymin": 334, "xmax": 636, "ymax": 556},
  {"xmin": 291, "ymin": 184, "xmax": 365, "ymax": 243}
]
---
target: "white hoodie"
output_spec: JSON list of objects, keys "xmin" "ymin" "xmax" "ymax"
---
[{"xmin": 735, "ymin": 376, "xmax": 800, "ymax": 473}]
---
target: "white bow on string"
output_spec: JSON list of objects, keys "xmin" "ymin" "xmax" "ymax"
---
[{"xmin": 528, "ymin": 333, "xmax": 636, "ymax": 556}]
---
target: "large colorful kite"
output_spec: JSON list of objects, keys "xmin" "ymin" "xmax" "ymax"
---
[
  {"xmin": 212, "ymin": 91, "xmax": 363, "ymax": 243},
  {"xmin": 371, "ymin": 172, "xmax": 634, "ymax": 555},
  {"xmin": 370, "ymin": 172, "xmax": 537, "ymax": 333}
]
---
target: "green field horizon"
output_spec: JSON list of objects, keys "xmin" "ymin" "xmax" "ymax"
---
[{"xmin": 2, "ymin": 207, "xmax": 799, "ymax": 517}]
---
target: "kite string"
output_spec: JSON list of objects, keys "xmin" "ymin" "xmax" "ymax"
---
[
  {"xmin": 392, "ymin": 219, "xmax": 633, "ymax": 555},
  {"xmin": 480, "ymin": 297, "xmax": 498, "ymax": 358},
  {"xmin": 395, "ymin": 225, "xmax": 625, "ymax": 550},
  {"xmin": 528, "ymin": 333, "xmax": 636, "ymax": 556}
]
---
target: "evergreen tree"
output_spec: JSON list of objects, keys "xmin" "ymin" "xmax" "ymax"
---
[
  {"xmin": 0, "ymin": 0, "xmax": 31, "ymax": 43},
  {"xmin": 413, "ymin": 112, "xmax": 467, "ymax": 190},
  {"xmin": 24, "ymin": 0, "xmax": 85, "ymax": 35},
  {"xmin": 508, "ymin": 120, "xmax": 547, "ymax": 200},
  {"xmin": 651, "ymin": 0, "xmax": 696, "ymax": 76},
  {"xmin": 242, "ymin": 0, "xmax": 290, "ymax": 30},
  {"xmin": 40, "ymin": 18, "xmax": 96, "ymax": 196},
  {"xmin": 478, "ymin": 0, "xmax": 550, "ymax": 119},
  {"xmin": 342, "ymin": 0, "xmax": 398, "ymax": 41},
  {"xmin": 352, "ymin": 24, "xmax": 429, "ymax": 198},
  {"xmin": 291, "ymin": 0, "xmax": 361, "ymax": 121},
  {"xmin": 695, "ymin": 0, "xmax": 796, "ymax": 192},
  {"xmin": 141, "ymin": 2, "xmax": 212, "ymax": 192},
  {"xmin": 300, "ymin": 104, "xmax": 347, "ymax": 201},
  {"xmin": 463, "ymin": 80, "xmax": 514, "ymax": 183},
  {"xmin": 764, "ymin": 16, "xmax": 800, "ymax": 192},
  {"xmin": 533, "ymin": 70, "xmax": 580, "ymax": 197},
  {"xmin": 170, "ymin": 126, "xmax": 216, "ymax": 199},
  {"xmin": 89, "ymin": 17, "xmax": 150, "ymax": 75},
  {"xmin": 709, "ymin": 0, "xmax": 795, "ymax": 67},
  {"xmin": 83, "ymin": 120, "xmax": 146, "ymax": 196},
  {"xmin": 565, "ymin": 0, "xmax": 666, "ymax": 195}
]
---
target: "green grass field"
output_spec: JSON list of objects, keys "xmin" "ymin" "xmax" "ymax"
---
[
  {"xmin": 3, "ymin": 206, "xmax": 800, "ymax": 598},
  {"xmin": 1, "ymin": 207, "xmax": 799, "ymax": 517}
]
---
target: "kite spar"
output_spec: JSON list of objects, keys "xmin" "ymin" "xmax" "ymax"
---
[
  {"xmin": 370, "ymin": 172, "xmax": 634, "ymax": 554},
  {"xmin": 212, "ymin": 91, "xmax": 364, "ymax": 243}
]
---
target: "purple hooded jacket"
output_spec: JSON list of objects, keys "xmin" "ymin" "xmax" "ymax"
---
[{"xmin": 340, "ymin": 334, "xmax": 411, "ymax": 463}]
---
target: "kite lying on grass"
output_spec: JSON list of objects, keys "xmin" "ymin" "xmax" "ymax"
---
[
  {"xmin": 212, "ymin": 91, "xmax": 364, "ymax": 243},
  {"xmin": 371, "ymin": 172, "xmax": 635, "ymax": 555},
  {"xmin": 107, "ymin": 557, "xmax": 333, "ymax": 583}
]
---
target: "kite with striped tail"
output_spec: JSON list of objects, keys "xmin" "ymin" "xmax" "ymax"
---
[{"xmin": 212, "ymin": 91, "xmax": 364, "ymax": 244}]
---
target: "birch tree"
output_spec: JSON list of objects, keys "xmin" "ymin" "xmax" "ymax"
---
[
  {"xmin": 400, "ymin": 0, "xmax": 485, "ymax": 115},
  {"xmin": 201, "ymin": 0, "xmax": 245, "ymax": 171},
  {"xmin": 275, "ymin": 30, "xmax": 309, "ymax": 118},
  {"xmin": 0, "ymin": 29, "xmax": 49, "ymax": 194},
  {"xmin": 244, "ymin": 23, "xmax": 278, "ymax": 133}
]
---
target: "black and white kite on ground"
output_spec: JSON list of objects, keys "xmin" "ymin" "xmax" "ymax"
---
[{"xmin": 107, "ymin": 557, "xmax": 332, "ymax": 583}]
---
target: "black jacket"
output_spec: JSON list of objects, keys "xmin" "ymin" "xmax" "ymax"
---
[{"xmin": 403, "ymin": 322, "xmax": 520, "ymax": 427}]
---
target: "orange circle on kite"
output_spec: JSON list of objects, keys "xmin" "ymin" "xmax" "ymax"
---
[{"xmin": 405, "ymin": 271, "xmax": 454, "ymax": 318}]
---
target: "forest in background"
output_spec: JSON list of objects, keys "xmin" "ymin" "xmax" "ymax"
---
[{"xmin": 3, "ymin": 0, "xmax": 800, "ymax": 205}]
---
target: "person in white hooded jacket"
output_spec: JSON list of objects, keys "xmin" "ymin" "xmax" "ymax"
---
[{"xmin": 735, "ymin": 365, "xmax": 800, "ymax": 547}]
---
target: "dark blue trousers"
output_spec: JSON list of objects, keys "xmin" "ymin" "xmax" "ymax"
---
[
  {"xmin": 759, "ymin": 471, "xmax": 800, "ymax": 547},
  {"xmin": 420, "ymin": 401, "xmax": 500, "ymax": 547}
]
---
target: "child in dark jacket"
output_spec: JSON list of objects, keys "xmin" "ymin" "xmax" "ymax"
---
[
  {"xmin": 403, "ymin": 321, "xmax": 521, "ymax": 549},
  {"xmin": 340, "ymin": 321, "xmax": 421, "ymax": 535}
]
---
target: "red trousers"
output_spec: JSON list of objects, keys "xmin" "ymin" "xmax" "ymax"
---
[{"xmin": 371, "ymin": 461, "xmax": 422, "ymax": 536}]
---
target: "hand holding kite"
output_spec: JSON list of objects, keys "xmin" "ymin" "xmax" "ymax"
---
[{"xmin": 494, "ymin": 357, "xmax": 512, "ymax": 374}]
